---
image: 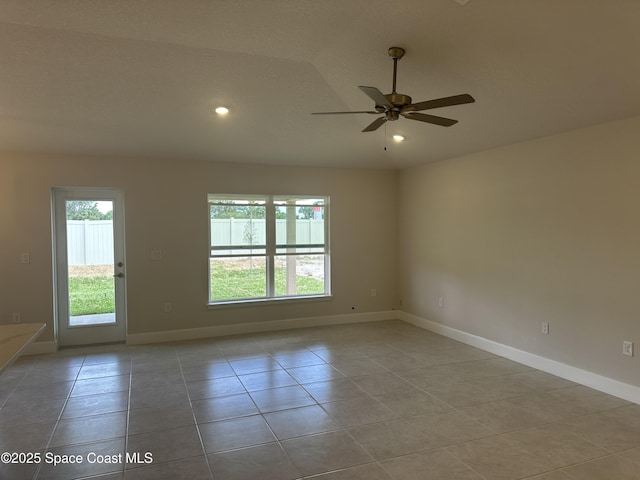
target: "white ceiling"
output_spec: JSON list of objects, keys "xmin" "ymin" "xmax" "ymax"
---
[{"xmin": 1, "ymin": 0, "xmax": 639, "ymax": 169}]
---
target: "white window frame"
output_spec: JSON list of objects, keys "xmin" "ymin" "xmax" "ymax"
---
[{"xmin": 208, "ymin": 194, "xmax": 330, "ymax": 305}]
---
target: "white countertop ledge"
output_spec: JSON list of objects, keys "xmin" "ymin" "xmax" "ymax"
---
[{"xmin": 0, "ymin": 323, "xmax": 46, "ymax": 375}]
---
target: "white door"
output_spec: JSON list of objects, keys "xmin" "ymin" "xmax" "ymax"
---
[{"xmin": 53, "ymin": 188, "xmax": 126, "ymax": 346}]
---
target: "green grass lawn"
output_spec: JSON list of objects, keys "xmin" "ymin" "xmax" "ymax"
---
[
  {"xmin": 68, "ymin": 266, "xmax": 324, "ymax": 314},
  {"xmin": 210, "ymin": 263, "xmax": 324, "ymax": 301},
  {"xmin": 68, "ymin": 276, "xmax": 115, "ymax": 316}
]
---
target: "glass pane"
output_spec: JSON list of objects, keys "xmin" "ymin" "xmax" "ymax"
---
[
  {"xmin": 274, "ymin": 255, "xmax": 325, "ymax": 297},
  {"xmin": 208, "ymin": 195, "xmax": 266, "ymax": 205},
  {"xmin": 210, "ymin": 205, "xmax": 266, "ymax": 248},
  {"xmin": 275, "ymin": 204, "xmax": 324, "ymax": 247},
  {"xmin": 66, "ymin": 200, "xmax": 116, "ymax": 326},
  {"xmin": 273, "ymin": 197, "xmax": 325, "ymax": 206},
  {"xmin": 210, "ymin": 256, "xmax": 267, "ymax": 301},
  {"xmin": 276, "ymin": 245, "xmax": 324, "ymax": 255},
  {"xmin": 211, "ymin": 247, "xmax": 267, "ymax": 256}
]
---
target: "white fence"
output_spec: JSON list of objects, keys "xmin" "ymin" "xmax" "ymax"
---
[
  {"xmin": 67, "ymin": 220, "xmax": 114, "ymax": 266},
  {"xmin": 67, "ymin": 219, "xmax": 325, "ymax": 266},
  {"xmin": 210, "ymin": 219, "xmax": 324, "ymax": 247}
]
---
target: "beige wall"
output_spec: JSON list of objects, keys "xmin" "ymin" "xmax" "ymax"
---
[
  {"xmin": 398, "ymin": 115, "xmax": 640, "ymax": 387},
  {"xmin": 0, "ymin": 154, "xmax": 398, "ymax": 340},
  {"xmin": 3, "ymin": 115, "xmax": 639, "ymax": 389}
]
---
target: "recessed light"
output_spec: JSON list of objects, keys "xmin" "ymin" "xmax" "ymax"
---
[
  {"xmin": 214, "ymin": 106, "xmax": 229, "ymax": 115},
  {"xmin": 392, "ymin": 135, "xmax": 405, "ymax": 142}
]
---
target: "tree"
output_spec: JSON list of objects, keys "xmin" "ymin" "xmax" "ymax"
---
[
  {"xmin": 297, "ymin": 206, "xmax": 314, "ymax": 219},
  {"xmin": 66, "ymin": 201, "xmax": 110, "ymax": 220},
  {"xmin": 243, "ymin": 219, "xmax": 258, "ymax": 274},
  {"xmin": 210, "ymin": 205, "xmax": 265, "ymax": 219}
]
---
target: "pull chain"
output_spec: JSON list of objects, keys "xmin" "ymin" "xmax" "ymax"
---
[{"xmin": 384, "ymin": 121, "xmax": 388, "ymax": 151}]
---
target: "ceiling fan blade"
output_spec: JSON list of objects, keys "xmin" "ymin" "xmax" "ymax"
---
[
  {"xmin": 311, "ymin": 111, "xmax": 379, "ymax": 115},
  {"xmin": 362, "ymin": 117, "xmax": 387, "ymax": 132},
  {"xmin": 404, "ymin": 94, "xmax": 475, "ymax": 112},
  {"xmin": 402, "ymin": 112, "xmax": 458, "ymax": 127},
  {"xmin": 358, "ymin": 86, "xmax": 393, "ymax": 109}
]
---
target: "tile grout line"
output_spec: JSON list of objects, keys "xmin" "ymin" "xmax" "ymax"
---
[
  {"xmin": 178, "ymin": 346, "xmax": 216, "ymax": 480},
  {"xmin": 121, "ymin": 354, "xmax": 133, "ymax": 480},
  {"xmin": 440, "ymin": 447, "xmax": 490, "ymax": 480},
  {"xmin": 33, "ymin": 354, "xmax": 86, "ymax": 480}
]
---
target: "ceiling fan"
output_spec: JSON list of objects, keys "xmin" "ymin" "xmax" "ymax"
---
[{"xmin": 312, "ymin": 47, "xmax": 475, "ymax": 132}]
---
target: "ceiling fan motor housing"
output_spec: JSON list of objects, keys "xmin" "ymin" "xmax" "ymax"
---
[{"xmin": 384, "ymin": 93, "xmax": 412, "ymax": 108}]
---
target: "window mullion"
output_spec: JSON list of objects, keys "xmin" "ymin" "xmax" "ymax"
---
[
  {"xmin": 265, "ymin": 197, "xmax": 276, "ymax": 297},
  {"xmin": 324, "ymin": 198, "xmax": 330, "ymax": 295}
]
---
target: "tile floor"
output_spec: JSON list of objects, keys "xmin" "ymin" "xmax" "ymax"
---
[{"xmin": 0, "ymin": 320, "xmax": 639, "ymax": 480}]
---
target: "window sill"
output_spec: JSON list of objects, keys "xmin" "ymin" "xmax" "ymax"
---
[{"xmin": 207, "ymin": 294, "xmax": 333, "ymax": 309}]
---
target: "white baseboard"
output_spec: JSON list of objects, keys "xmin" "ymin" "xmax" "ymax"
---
[
  {"xmin": 24, "ymin": 341, "xmax": 58, "ymax": 356},
  {"xmin": 399, "ymin": 311, "xmax": 640, "ymax": 405},
  {"xmin": 22, "ymin": 311, "xmax": 639, "ymax": 405},
  {"xmin": 126, "ymin": 311, "xmax": 396, "ymax": 346}
]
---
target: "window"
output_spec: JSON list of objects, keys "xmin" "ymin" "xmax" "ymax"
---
[{"xmin": 208, "ymin": 194, "xmax": 329, "ymax": 304}]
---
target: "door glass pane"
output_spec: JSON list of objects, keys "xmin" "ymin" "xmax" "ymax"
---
[{"xmin": 66, "ymin": 200, "xmax": 116, "ymax": 326}]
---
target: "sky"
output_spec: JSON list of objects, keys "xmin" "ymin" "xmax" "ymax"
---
[{"xmin": 96, "ymin": 201, "xmax": 113, "ymax": 214}]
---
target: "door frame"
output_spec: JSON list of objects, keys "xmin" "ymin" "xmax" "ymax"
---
[{"xmin": 52, "ymin": 187, "xmax": 127, "ymax": 347}]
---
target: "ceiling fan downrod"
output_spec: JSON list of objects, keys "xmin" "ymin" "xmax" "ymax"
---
[
  {"xmin": 388, "ymin": 47, "xmax": 405, "ymax": 94},
  {"xmin": 385, "ymin": 47, "xmax": 411, "ymax": 111}
]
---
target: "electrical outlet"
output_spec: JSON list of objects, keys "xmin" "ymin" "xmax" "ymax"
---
[
  {"xmin": 623, "ymin": 341, "xmax": 634, "ymax": 357},
  {"xmin": 371, "ymin": 289, "xmax": 376, "ymax": 297},
  {"xmin": 150, "ymin": 250, "xmax": 162, "ymax": 261},
  {"xmin": 542, "ymin": 322, "xmax": 549, "ymax": 334},
  {"xmin": 164, "ymin": 302, "xmax": 172, "ymax": 313},
  {"xmin": 438, "ymin": 296, "xmax": 444, "ymax": 308},
  {"xmin": 12, "ymin": 312, "xmax": 22, "ymax": 323},
  {"xmin": 21, "ymin": 253, "xmax": 30, "ymax": 264}
]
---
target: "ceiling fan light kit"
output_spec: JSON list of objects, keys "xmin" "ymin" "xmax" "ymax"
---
[{"xmin": 312, "ymin": 47, "xmax": 475, "ymax": 133}]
